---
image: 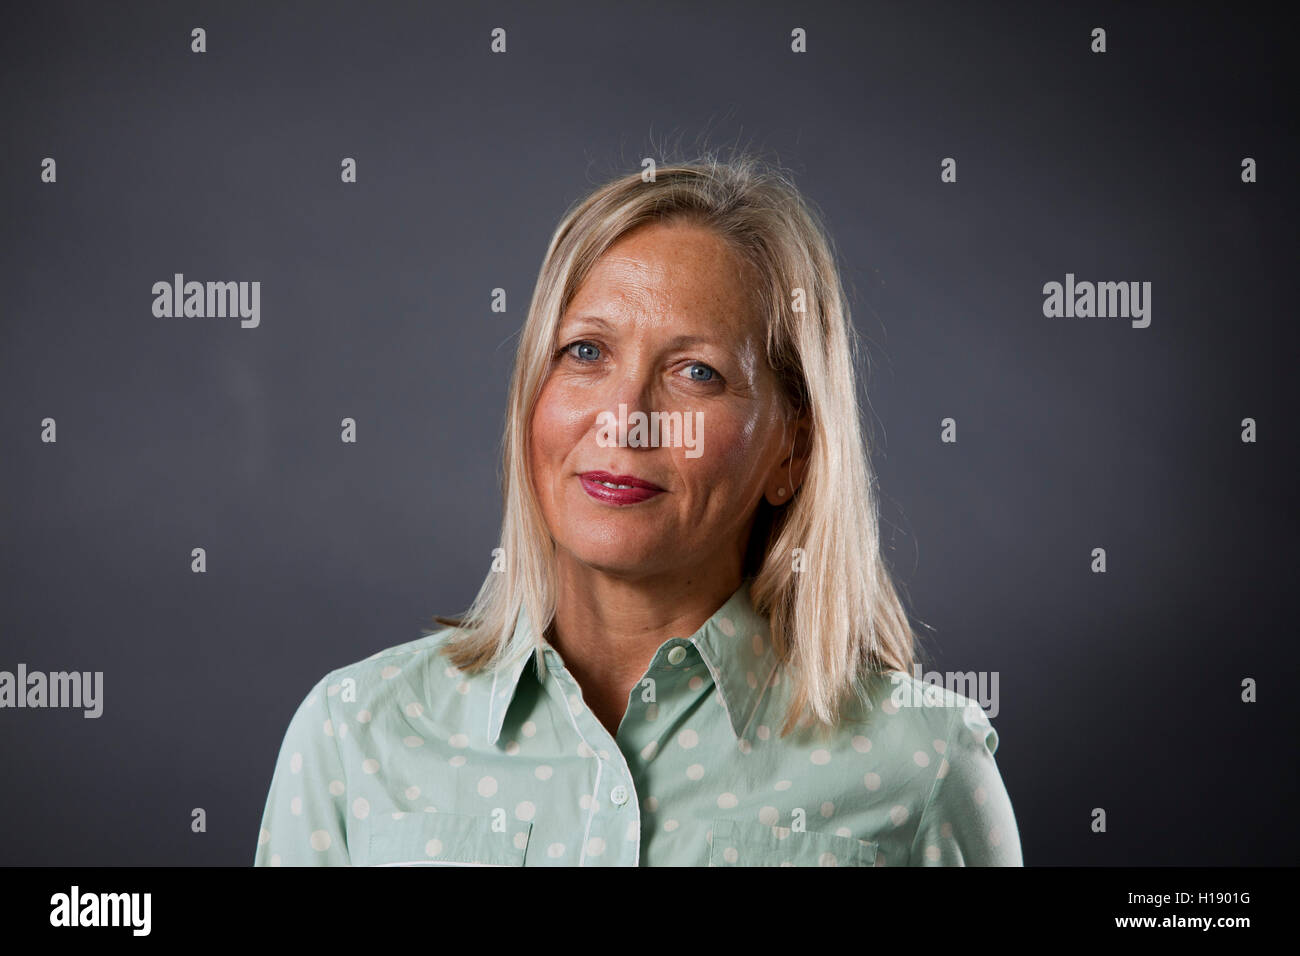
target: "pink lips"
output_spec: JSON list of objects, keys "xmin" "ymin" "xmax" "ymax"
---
[{"xmin": 579, "ymin": 471, "xmax": 666, "ymax": 505}]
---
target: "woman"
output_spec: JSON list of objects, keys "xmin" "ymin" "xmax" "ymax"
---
[{"xmin": 254, "ymin": 154, "xmax": 1022, "ymax": 866}]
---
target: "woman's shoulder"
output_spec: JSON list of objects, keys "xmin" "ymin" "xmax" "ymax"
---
[
  {"xmin": 289, "ymin": 625, "xmax": 466, "ymax": 711},
  {"xmin": 851, "ymin": 668, "xmax": 1000, "ymax": 757}
]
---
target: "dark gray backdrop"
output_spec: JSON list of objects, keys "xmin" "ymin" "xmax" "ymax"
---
[{"xmin": 1, "ymin": 0, "xmax": 1294, "ymax": 866}]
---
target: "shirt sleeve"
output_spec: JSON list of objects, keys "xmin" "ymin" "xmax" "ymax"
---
[
  {"xmin": 253, "ymin": 675, "xmax": 351, "ymax": 866},
  {"xmin": 908, "ymin": 700, "xmax": 1023, "ymax": 866}
]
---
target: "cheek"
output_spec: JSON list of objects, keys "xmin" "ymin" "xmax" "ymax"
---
[
  {"xmin": 682, "ymin": 410, "xmax": 768, "ymax": 490},
  {"xmin": 530, "ymin": 381, "xmax": 591, "ymax": 479}
]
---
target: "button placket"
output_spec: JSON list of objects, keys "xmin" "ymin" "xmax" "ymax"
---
[{"xmin": 542, "ymin": 654, "xmax": 642, "ymax": 865}]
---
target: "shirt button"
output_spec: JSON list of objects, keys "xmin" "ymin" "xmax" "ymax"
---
[
  {"xmin": 610, "ymin": 785, "xmax": 629, "ymax": 806},
  {"xmin": 666, "ymin": 645, "xmax": 687, "ymax": 665}
]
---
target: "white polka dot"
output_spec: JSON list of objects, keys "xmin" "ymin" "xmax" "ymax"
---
[
  {"xmin": 535, "ymin": 765, "xmax": 553, "ymax": 780},
  {"xmin": 579, "ymin": 794, "xmax": 593, "ymax": 810},
  {"xmin": 678, "ymin": 729, "xmax": 699, "ymax": 749},
  {"xmin": 338, "ymin": 723, "xmax": 348, "ymax": 738},
  {"xmin": 914, "ymin": 750, "xmax": 930, "ymax": 767},
  {"xmin": 835, "ymin": 826, "xmax": 851, "ymax": 837},
  {"xmin": 925, "ymin": 844, "xmax": 940, "ymax": 861},
  {"xmin": 645, "ymin": 796, "xmax": 659, "ymax": 812},
  {"xmin": 989, "ymin": 826, "xmax": 1002, "ymax": 847},
  {"xmin": 645, "ymin": 702, "xmax": 659, "ymax": 721},
  {"xmin": 356, "ymin": 709, "xmax": 372, "ymax": 723},
  {"xmin": 309, "ymin": 830, "xmax": 331, "ymax": 851},
  {"xmin": 425, "ymin": 838, "xmax": 443, "ymax": 857},
  {"xmin": 522, "ymin": 721, "xmax": 537, "ymax": 737},
  {"xmin": 881, "ymin": 697, "xmax": 899, "ymax": 715},
  {"xmin": 974, "ymin": 786, "xmax": 987, "ymax": 805},
  {"xmin": 864, "ymin": 772, "xmax": 881, "ymax": 791},
  {"xmin": 818, "ymin": 852, "xmax": 838, "ymax": 866},
  {"xmin": 352, "ymin": 798, "xmax": 369, "ymax": 819},
  {"xmin": 516, "ymin": 801, "xmax": 535, "ymax": 821},
  {"xmin": 663, "ymin": 819, "xmax": 679, "ymax": 832},
  {"xmin": 323, "ymin": 719, "xmax": 334, "ymax": 737},
  {"xmin": 449, "ymin": 734, "xmax": 469, "ymax": 748},
  {"xmin": 477, "ymin": 776, "xmax": 498, "ymax": 797},
  {"xmin": 405, "ymin": 786, "xmax": 420, "ymax": 800},
  {"xmin": 774, "ymin": 779, "xmax": 792, "ymax": 791},
  {"xmin": 717, "ymin": 792, "xmax": 738, "ymax": 809},
  {"xmin": 290, "ymin": 797, "xmax": 302, "ymax": 816},
  {"xmin": 746, "ymin": 671, "xmax": 758, "ymax": 688},
  {"xmin": 380, "ymin": 665, "xmax": 400, "ymax": 679},
  {"xmin": 933, "ymin": 738, "xmax": 946, "ymax": 754},
  {"xmin": 568, "ymin": 693, "xmax": 582, "ymax": 714},
  {"xmin": 404, "ymin": 702, "xmax": 424, "ymax": 717},
  {"xmin": 640, "ymin": 740, "xmax": 658, "ymax": 760},
  {"xmin": 738, "ymin": 739, "xmax": 752, "ymax": 754},
  {"xmin": 586, "ymin": 837, "xmax": 606, "ymax": 857},
  {"xmin": 626, "ymin": 820, "xmax": 639, "ymax": 841},
  {"xmin": 449, "ymin": 755, "xmax": 466, "ymax": 767},
  {"xmin": 269, "ymin": 854, "xmax": 281, "ymax": 866},
  {"xmin": 688, "ymin": 676, "xmax": 704, "ymax": 690},
  {"xmin": 456, "ymin": 681, "xmax": 470, "ymax": 695},
  {"xmin": 889, "ymin": 805, "xmax": 909, "ymax": 826},
  {"xmin": 403, "ymin": 735, "xmax": 424, "ymax": 748},
  {"xmin": 936, "ymin": 758, "xmax": 950, "ymax": 779},
  {"xmin": 757, "ymin": 725, "xmax": 771, "ymax": 740},
  {"xmin": 547, "ymin": 843, "xmax": 565, "ymax": 858},
  {"xmin": 505, "ymin": 740, "xmax": 520, "ymax": 755},
  {"xmin": 723, "ymin": 846, "xmax": 739, "ymax": 863},
  {"xmin": 289, "ymin": 752, "xmax": 303, "ymax": 773},
  {"xmin": 686, "ymin": 764, "xmax": 704, "ymax": 780},
  {"xmin": 851, "ymin": 735, "xmax": 872, "ymax": 753},
  {"xmin": 811, "ymin": 749, "xmax": 831, "ymax": 765},
  {"xmin": 329, "ymin": 779, "xmax": 345, "ymax": 795},
  {"xmin": 719, "ymin": 616, "xmax": 736, "ymax": 636},
  {"xmin": 258, "ymin": 828, "xmax": 271, "ymax": 845},
  {"xmin": 391, "ymin": 811, "xmax": 406, "ymax": 819},
  {"xmin": 513, "ymin": 831, "xmax": 528, "ymax": 850},
  {"xmin": 820, "ymin": 801, "xmax": 834, "ymax": 817},
  {"xmin": 577, "ymin": 741, "xmax": 595, "ymax": 758},
  {"xmin": 941, "ymin": 822, "xmax": 953, "ymax": 838}
]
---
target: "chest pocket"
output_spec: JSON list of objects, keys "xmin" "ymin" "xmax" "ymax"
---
[
  {"xmin": 360, "ymin": 811, "xmax": 532, "ymax": 866},
  {"xmin": 709, "ymin": 818, "xmax": 878, "ymax": 867}
]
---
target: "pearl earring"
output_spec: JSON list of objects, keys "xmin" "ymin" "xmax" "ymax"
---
[{"xmin": 777, "ymin": 487, "xmax": 787, "ymax": 497}]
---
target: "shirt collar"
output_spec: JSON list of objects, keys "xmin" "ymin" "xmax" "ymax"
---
[{"xmin": 484, "ymin": 577, "xmax": 779, "ymax": 745}]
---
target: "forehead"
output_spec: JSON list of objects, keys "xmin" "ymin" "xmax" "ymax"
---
[{"xmin": 563, "ymin": 221, "xmax": 762, "ymax": 337}]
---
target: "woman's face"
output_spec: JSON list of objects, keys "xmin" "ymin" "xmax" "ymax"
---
[{"xmin": 529, "ymin": 220, "xmax": 802, "ymax": 581}]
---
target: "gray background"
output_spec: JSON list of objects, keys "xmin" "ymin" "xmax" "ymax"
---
[{"xmin": 1, "ymin": 0, "xmax": 1294, "ymax": 865}]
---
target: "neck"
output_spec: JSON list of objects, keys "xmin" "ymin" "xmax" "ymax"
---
[{"xmin": 547, "ymin": 557, "xmax": 747, "ymax": 735}]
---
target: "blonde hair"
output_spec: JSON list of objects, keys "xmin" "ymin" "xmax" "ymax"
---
[{"xmin": 433, "ymin": 151, "xmax": 920, "ymax": 737}]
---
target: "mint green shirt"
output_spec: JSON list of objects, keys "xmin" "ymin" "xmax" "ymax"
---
[{"xmin": 254, "ymin": 580, "xmax": 1022, "ymax": 866}]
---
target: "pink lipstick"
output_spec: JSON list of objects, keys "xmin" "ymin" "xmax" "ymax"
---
[{"xmin": 579, "ymin": 471, "xmax": 665, "ymax": 506}]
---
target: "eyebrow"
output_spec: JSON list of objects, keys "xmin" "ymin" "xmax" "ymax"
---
[{"xmin": 558, "ymin": 314, "xmax": 724, "ymax": 351}]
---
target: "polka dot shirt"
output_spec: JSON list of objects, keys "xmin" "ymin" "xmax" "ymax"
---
[{"xmin": 254, "ymin": 580, "xmax": 1022, "ymax": 866}]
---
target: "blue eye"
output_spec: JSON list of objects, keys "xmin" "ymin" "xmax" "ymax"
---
[
  {"xmin": 684, "ymin": 363, "xmax": 718, "ymax": 382},
  {"xmin": 563, "ymin": 341, "xmax": 601, "ymax": 361}
]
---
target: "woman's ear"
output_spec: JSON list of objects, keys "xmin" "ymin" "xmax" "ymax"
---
[{"xmin": 764, "ymin": 411, "xmax": 812, "ymax": 506}]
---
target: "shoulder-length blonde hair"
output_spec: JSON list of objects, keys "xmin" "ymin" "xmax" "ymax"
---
[{"xmin": 432, "ymin": 151, "xmax": 920, "ymax": 737}]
